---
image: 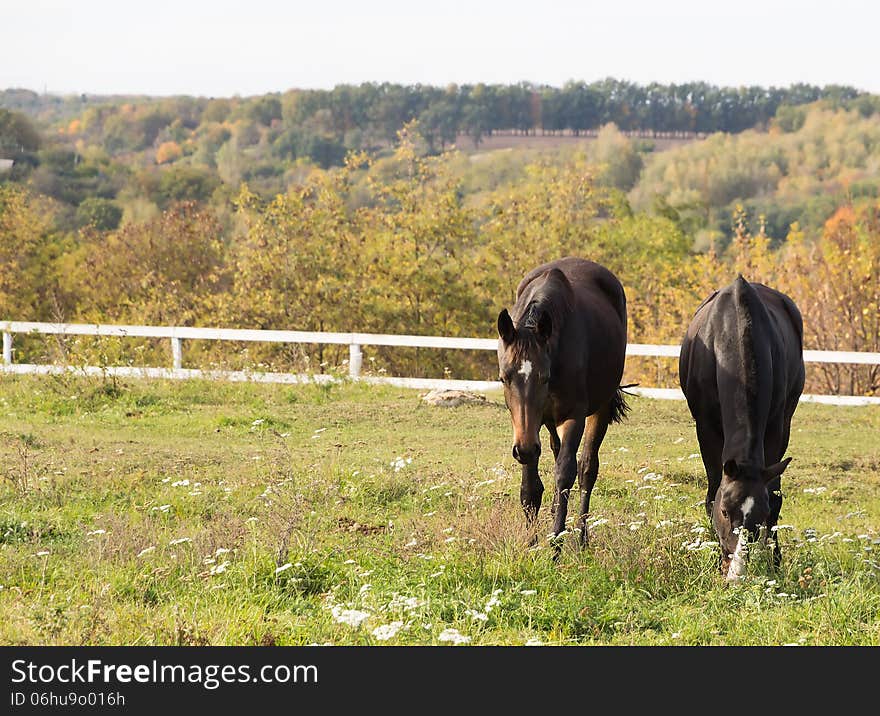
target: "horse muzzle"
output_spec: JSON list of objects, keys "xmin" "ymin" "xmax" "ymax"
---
[{"xmin": 512, "ymin": 441, "xmax": 541, "ymax": 464}]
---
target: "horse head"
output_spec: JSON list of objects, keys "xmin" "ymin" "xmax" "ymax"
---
[
  {"xmin": 713, "ymin": 457, "xmax": 791, "ymax": 580},
  {"xmin": 496, "ymin": 307, "xmax": 553, "ymax": 465}
]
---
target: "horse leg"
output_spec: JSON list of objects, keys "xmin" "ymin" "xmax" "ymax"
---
[
  {"xmin": 763, "ymin": 417, "xmax": 791, "ymax": 570},
  {"xmin": 550, "ymin": 416, "xmax": 585, "ymax": 559},
  {"xmin": 695, "ymin": 418, "xmax": 724, "ymax": 572},
  {"xmin": 520, "ymin": 460, "xmax": 544, "ymax": 547},
  {"xmin": 545, "ymin": 420, "xmax": 561, "ymax": 461},
  {"xmin": 695, "ymin": 419, "xmax": 723, "ymax": 518},
  {"xmin": 576, "ymin": 403, "xmax": 611, "ymax": 548}
]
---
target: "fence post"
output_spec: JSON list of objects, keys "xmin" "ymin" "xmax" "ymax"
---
[
  {"xmin": 171, "ymin": 336, "xmax": 182, "ymax": 370},
  {"xmin": 2, "ymin": 331, "xmax": 11, "ymax": 365},
  {"xmin": 349, "ymin": 343, "xmax": 362, "ymax": 378}
]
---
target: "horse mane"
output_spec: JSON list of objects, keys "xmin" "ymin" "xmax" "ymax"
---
[
  {"xmin": 732, "ymin": 275, "xmax": 763, "ymax": 420},
  {"xmin": 514, "ymin": 267, "xmax": 573, "ymax": 340}
]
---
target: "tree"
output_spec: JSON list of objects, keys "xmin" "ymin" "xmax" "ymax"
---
[
  {"xmin": 155, "ymin": 166, "xmax": 220, "ymax": 206},
  {"xmin": 0, "ymin": 109, "xmax": 41, "ymax": 154},
  {"xmin": 75, "ymin": 197, "xmax": 122, "ymax": 231},
  {"xmin": 0, "ymin": 185, "xmax": 58, "ymax": 321},
  {"xmin": 155, "ymin": 141, "xmax": 183, "ymax": 164},
  {"xmin": 70, "ymin": 201, "xmax": 226, "ymax": 326}
]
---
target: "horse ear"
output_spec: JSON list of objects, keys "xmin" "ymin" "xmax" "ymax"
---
[
  {"xmin": 497, "ymin": 309, "xmax": 515, "ymax": 345},
  {"xmin": 763, "ymin": 457, "xmax": 792, "ymax": 483},
  {"xmin": 536, "ymin": 310, "xmax": 552, "ymax": 343},
  {"xmin": 723, "ymin": 459, "xmax": 738, "ymax": 477}
]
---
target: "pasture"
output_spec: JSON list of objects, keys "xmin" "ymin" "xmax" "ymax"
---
[{"xmin": 0, "ymin": 372, "xmax": 878, "ymax": 645}]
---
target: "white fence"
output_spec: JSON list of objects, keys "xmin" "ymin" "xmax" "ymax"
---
[{"xmin": 2, "ymin": 320, "xmax": 879, "ymax": 405}]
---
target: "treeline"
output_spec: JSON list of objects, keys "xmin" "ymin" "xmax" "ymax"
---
[
  {"xmin": 2, "ymin": 128, "xmax": 877, "ymax": 396},
  {"xmin": 283, "ymin": 79, "xmax": 866, "ymax": 146},
  {"xmin": 4, "ymin": 80, "xmax": 869, "ymax": 150}
]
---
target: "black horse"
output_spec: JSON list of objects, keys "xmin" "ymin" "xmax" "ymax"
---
[
  {"xmin": 679, "ymin": 276, "xmax": 805, "ymax": 580},
  {"xmin": 496, "ymin": 257, "xmax": 630, "ymax": 554}
]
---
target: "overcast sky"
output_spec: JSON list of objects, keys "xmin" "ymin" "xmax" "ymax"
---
[{"xmin": 3, "ymin": 0, "xmax": 878, "ymax": 97}]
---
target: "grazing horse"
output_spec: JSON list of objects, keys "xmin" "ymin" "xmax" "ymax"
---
[
  {"xmin": 496, "ymin": 257, "xmax": 629, "ymax": 555},
  {"xmin": 679, "ymin": 276, "xmax": 805, "ymax": 581}
]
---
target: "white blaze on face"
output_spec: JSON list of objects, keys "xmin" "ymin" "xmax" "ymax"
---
[
  {"xmin": 518, "ymin": 360, "xmax": 533, "ymax": 382},
  {"xmin": 741, "ymin": 496, "xmax": 755, "ymax": 522},
  {"xmin": 726, "ymin": 530, "xmax": 749, "ymax": 582}
]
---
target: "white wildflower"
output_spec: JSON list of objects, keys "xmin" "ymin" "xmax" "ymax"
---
[
  {"xmin": 372, "ymin": 621, "xmax": 404, "ymax": 641},
  {"xmin": 465, "ymin": 610, "xmax": 489, "ymax": 622},
  {"xmin": 275, "ymin": 563, "xmax": 293, "ymax": 574},
  {"xmin": 485, "ymin": 589, "xmax": 502, "ymax": 612},
  {"xmin": 438, "ymin": 628, "xmax": 471, "ymax": 644},
  {"xmin": 390, "ymin": 456, "xmax": 412, "ymax": 472},
  {"xmin": 331, "ymin": 606, "xmax": 370, "ymax": 628},
  {"xmin": 388, "ymin": 594, "xmax": 423, "ymax": 612},
  {"xmin": 136, "ymin": 546, "xmax": 155, "ymax": 558}
]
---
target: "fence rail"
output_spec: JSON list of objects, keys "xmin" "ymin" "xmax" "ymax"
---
[{"xmin": 2, "ymin": 320, "xmax": 879, "ymax": 405}]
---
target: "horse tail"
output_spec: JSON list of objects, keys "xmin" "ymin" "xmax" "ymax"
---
[{"xmin": 609, "ymin": 383, "xmax": 638, "ymax": 424}]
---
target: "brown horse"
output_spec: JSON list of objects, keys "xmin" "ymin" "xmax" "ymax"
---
[{"xmin": 496, "ymin": 257, "xmax": 630, "ymax": 555}]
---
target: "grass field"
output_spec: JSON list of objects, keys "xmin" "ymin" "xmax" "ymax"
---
[{"xmin": 0, "ymin": 372, "xmax": 878, "ymax": 646}]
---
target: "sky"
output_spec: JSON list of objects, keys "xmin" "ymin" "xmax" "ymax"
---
[{"xmin": 3, "ymin": 0, "xmax": 879, "ymax": 97}]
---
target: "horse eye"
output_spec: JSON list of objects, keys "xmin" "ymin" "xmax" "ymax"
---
[{"xmin": 721, "ymin": 508, "xmax": 729, "ymax": 519}]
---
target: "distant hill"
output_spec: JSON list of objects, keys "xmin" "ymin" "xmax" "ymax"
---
[{"xmin": 1, "ymin": 80, "xmax": 879, "ymax": 241}]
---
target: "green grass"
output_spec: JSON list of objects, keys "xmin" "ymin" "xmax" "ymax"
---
[{"xmin": 0, "ymin": 372, "xmax": 878, "ymax": 645}]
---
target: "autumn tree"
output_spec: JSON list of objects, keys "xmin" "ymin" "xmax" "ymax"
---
[
  {"xmin": 69, "ymin": 201, "xmax": 226, "ymax": 327},
  {"xmin": 356, "ymin": 126, "xmax": 483, "ymax": 376},
  {"xmin": 0, "ymin": 185, "xmax": 58, "ymax": 321}
]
